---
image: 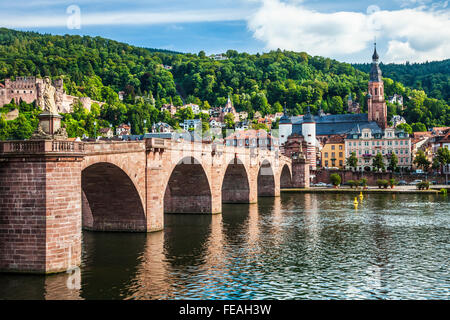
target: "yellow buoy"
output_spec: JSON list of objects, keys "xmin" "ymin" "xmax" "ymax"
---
[
  {"xmin": 354, "ymin": 197, "xmax": 359, "ymax": 209},
  {"xmin": 359, "ymin": 191, "xmax": 363, "ymax": 201}
]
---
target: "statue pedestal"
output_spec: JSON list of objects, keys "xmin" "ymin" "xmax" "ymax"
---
[{"xmin": 31, "ymin": 111, "xmax": 67, "ymax": 140}]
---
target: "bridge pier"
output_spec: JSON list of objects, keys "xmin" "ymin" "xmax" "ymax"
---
[{"xmin": 0, "ymin": 140, "xmax": 84, "ymax": 274}]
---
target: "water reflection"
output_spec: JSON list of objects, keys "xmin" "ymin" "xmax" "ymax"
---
[{"xmin": 0, "ymin": 193, "xmax": 449, "ymax": 300}]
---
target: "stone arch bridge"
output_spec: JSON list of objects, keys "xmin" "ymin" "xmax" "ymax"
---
[{"xmin": 0, "ymin": 139, "xmax": 309, "ymax": 274}]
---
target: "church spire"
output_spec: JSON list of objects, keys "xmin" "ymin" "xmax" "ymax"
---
[
  {"xmin": 369, "ymin": 40, "xmax": 382, "ymax": 82},
  {"xmin": 372, "ymin": 39, "xmax": 379, "ymax": 62}
]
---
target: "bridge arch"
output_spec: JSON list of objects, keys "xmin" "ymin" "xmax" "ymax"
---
[
  {"xmin": 280, "ymin": 164, "xmax": 293, "ymax": 188},
  {"xmin": 257, "ymin": 159, "xmax": 276, "ymax": 197},
  {"xmin": 164, "ymin": 156, "xmax": 212, "ymax": 214},
  {"xmin": 82, "ymin": 162, "xmax": 146, "ymax": 232},
  {"xmin": 222, "ymin": 157, "xmax": 251, "ymax": 203}
]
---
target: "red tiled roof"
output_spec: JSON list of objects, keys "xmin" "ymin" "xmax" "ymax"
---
[
  {"xmin": 325, "ymin": 135, "xmax": 345, "ymax": 144},
  {"xmin": 413, "ymin": 131, "xmax": 433, "ymax": 138}
]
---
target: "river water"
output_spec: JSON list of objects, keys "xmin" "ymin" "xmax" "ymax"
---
[{"xmin": 1, "ymin": 193, "xmax": 449, "ymax": 300}]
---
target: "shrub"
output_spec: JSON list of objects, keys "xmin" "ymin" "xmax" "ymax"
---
[
  {"xmin": 359, "ymin": 178, "xmax": 368, "ymax": 188},
  {"xmin": 440, "ymin": 188, "xmax": 447, "ymax": 195},
  {"xmin": 417, "ymin": 181, "xmax": 430, "ymax": 190},
  {"xmin": 377, "ymin": 179, "xmax": 389, "ymax": 189},
  {"xmin": 330, "ymin": 173, "xmax": 341, "ymax": 187},
  {"xmin": 347, "ymin": 180, "xmax": 357, "ymax": 189},
  {"xmin": 389, "ymin": 178, "xmax": 397, "ymax": 187}
]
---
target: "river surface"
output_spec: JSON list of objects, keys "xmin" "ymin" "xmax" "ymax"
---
[{"xmin": 1, "ymin": 193, "xmax": 449, "ymax": 300}]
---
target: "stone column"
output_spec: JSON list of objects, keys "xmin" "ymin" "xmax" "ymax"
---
[
  {"xmin": 292, "ymin": 158, "xmax": 310, "ymax": 188},
  {"xmin": 145, "ymin": 145, "xmax": 165, "ymax": 232}
]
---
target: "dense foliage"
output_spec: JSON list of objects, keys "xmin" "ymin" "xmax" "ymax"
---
[{"xmin": 0, "ymin": 28, "xmax": 449, "ymax": 140}]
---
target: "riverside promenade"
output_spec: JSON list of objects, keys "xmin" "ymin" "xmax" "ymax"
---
[{"xmin": 282, "ymin": 185, "xmax": 447, "ymax": 194}]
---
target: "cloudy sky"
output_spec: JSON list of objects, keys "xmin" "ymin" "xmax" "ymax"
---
[{"xmin": 1, "ymin": 0, "xmax": 449, "ymax": 63}]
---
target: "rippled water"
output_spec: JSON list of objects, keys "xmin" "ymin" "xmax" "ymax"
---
[{"xmin": 1, "ymin": 193, "xmax": 449, "ymax": 300}]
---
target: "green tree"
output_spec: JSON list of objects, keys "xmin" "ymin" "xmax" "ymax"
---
[
  {"xmin": 396, "ymin": 123, "xmax": 413, "ymax": 134},
  {"xmin": 389, "ymin": 153, "xmax": 398, "ymax": 172},
  {"xmin": 373, "ymin": 152, "xmax": 385, "ymax": 172},
  {"xmin": 330, "ymin": 173, "xmax": 341, "ymax": 187},
  {"xmin": 224, "ymin": 113, "xmax": 235, "ymax": 129},
  {"xmin": 436, "ymin": 147, "xmax": 450, "ymax": 173},
  {"xmin": 346, "ymin": 152, "xmax": 358, "ymax": 171},
  {"xmin": 413, "ymin": 150, "xmax": 431, "ymax": 171},
  {"xmin": 411, "ymin": 122, "xmax": 427, "ymax": 132}
]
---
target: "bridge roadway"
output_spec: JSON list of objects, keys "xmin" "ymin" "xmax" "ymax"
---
[{"xmin": 0, "ymin": 138, "xmax": 309, "ymax": 274}]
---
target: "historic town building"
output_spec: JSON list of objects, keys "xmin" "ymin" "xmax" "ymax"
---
[
  {"xmin": 345, "ymin": 126, "xmax": 411, "ymax": 171},
  {"xmin": 224, "ymin": 129, "xmax": 277, "ymax": 150},
  {"xmin": 0, "ymin": 76, "xmax": 103, "ymax": 113},
  {"xmin": 280, "ymin": 44, "xmax": 405, "ymax": 170},
  {"xmin": 321, "ymin": 135, "xmax": 346, "ymax": 169}
]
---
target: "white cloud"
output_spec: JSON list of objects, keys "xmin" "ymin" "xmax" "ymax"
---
[{"xmin": 247, "ymin": 0, "xmax": 450, "ymax": 63}]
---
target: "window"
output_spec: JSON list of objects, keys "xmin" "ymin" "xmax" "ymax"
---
[
  {"xmin": 332, "ymin": 152, "xmax": 335, "ymax": 158},
  {"xmin": 339, "ymin": 152, "xmax": 343, "ymax": 157},
  {"xmin": 331, "ymin": 145, "xmax": 335, "ymax": 150},
  {"xmin": 339, "ymin": 145, "xmax": 343, "ymax": 150},
  {"xmin": 325, "ymin": 152, "xmax": 328, "ymax": 158},
  {"xmin": 325, "ymin": 160, "xmax": 329, "ymax": 166},
  {"xmin": 339, "ymin": 160, "xmax": 343, "ymax": 166}
]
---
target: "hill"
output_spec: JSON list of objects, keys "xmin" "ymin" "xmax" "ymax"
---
[{"xmin": 0, "ymin": 28, "xmax": 449, "ymax": 140}]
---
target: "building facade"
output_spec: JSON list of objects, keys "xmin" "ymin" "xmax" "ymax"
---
[
  {"xmin": 345, "ymin": 127, "xmax": 411, "ymax": 171},
  {"xmin": 321, "ymin": 136, "xmax": 346, "ymax": 169},
  {"xmin": 224, "ymin": 129, "xmax": 277, "ymax": 150}
]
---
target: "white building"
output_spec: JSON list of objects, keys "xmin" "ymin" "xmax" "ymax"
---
[
  {"xmin": 183, "ymin": 103, "xmax": 201, "ymax": 114},
  {"xmin": 183, "ymin": 119, "xmax": 202, "ymax": 131}
]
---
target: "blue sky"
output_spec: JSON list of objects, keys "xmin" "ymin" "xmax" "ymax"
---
[{"xmin": 1, "ymin": 0, "xmax": 449, "ymax": 63}]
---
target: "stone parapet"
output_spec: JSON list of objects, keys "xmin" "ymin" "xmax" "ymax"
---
[{"xmin": 0, "ymin": 140, "xmax": 85, "ymax": 158}]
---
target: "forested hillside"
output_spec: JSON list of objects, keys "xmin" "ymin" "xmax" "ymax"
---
[{"xmin": 0, "ymin": 28, "xmax": 449, "ymax": 139}]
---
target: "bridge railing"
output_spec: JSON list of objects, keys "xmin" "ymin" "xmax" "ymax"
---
[{"xmin": 0, "ymin": 140, "xmax": 85, "ymax": 155}]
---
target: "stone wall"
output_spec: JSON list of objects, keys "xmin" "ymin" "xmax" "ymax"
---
[{"xmin": 312, "ymin": 169, "xmax": 448, "ymax": 185}]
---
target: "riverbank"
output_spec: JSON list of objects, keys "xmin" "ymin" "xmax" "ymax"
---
[{"xmin": 282, "ymin": 187, "xmax": 441, "ymax": 194}]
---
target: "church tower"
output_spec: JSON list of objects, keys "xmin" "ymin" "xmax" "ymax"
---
[{"xmin": 367, "ymin": 43, "xmax": 387, "ymax": 129}]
